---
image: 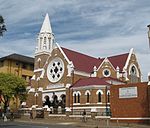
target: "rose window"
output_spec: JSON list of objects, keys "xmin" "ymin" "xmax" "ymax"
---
[
  {"xmin": 103, "ymin": 69, "xmax": 111, "ymax": 77},
  {"xmin": 47, "ymin": 58, "xmax": 64, "ymax": 83}
]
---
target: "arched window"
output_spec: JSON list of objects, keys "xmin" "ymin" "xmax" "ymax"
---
[
  {"xmin": 74, "ymin": 94, "xmax": 76, "ymax": 103},
  {"xmin": 96, "ymin": 90, "xmax": 103, "ymax": 103},
  {"xmin": 129, "ymin": 64, "xmax": 139, "ymax": 83},
  {"xmin": 40, "ymin": 37, "xmax": 42, "ymax": 49},
  {"xmin": 44, "ymin": 37, "xmax": 46, "ymax": 44},
  {"xmin": 85, "ymin": 90, "xmax": 90, "ymax": 103},
  {"xmin": 98, "ymin": 92, "xmax": 102, "ymax": 102},
  {"xmin": 77, "ymin": 93, "xmax": 80, "ymax": 103},
  {"xmin": 107, "ymin": 92, "xmax": 110, "ymax": 103},
  {"xmin": 48, "ymin": 37, "xmax": 51, "ymax": 49},
  {"xmin": 87, "ymin": 93, "xmax": 90, "ymax": 103}
]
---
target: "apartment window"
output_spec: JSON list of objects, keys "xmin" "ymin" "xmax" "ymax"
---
[
  {"xmin": 22, "ymin": 63, "xmax": 27, "ymax": 69},
  {"xmin": 0, "ymin": 61, "xmax": 4, "ymax": 67}
]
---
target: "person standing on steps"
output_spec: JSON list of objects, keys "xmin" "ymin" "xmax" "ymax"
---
[{"xmin": 82, "ymin": 109, "xmax": 86, "ymax": 122}]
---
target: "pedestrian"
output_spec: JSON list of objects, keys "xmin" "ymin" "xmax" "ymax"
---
[
  {"xmin": 82, "ymin": 109, "xmax": 86, "ymax": 122},
  {"xmin": 30, "ymin": 111, "xmax": 33, "ymax": 119},
  {"xmin": 10, "ymin": 112, "xmax": 14, "ymax": 121}
]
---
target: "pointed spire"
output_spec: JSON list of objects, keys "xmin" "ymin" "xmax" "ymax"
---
[{"xmin": 40, "ymin": 13, "xmax": 52, "ymax": 33}]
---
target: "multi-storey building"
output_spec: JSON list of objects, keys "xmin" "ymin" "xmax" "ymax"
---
[{"xmin": 0, "ymin": 53, "xmax": 34, "ymax": 84}]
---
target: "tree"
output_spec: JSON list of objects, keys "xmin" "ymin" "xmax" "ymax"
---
[
  {"xmin": 0, "ymin": 73, "xmax": 27, "ymax": 113},
  {"xmin": 0, "ymin": 15, "xmax": 7, "ymax": 36}
]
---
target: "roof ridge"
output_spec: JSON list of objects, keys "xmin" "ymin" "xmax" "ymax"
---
[
  {"xmin": 61, "ymin": 47, "xmax": 101, "ymax": 60},
  {"xmin": 102, "ymin": 52, "xmax": 129, "ymax": 59}
]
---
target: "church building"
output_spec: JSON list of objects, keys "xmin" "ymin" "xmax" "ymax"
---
[{"xmin": 27, "ymin": 13, "xmax": 141, "ymax": 115}]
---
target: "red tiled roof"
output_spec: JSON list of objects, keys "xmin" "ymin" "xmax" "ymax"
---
[
  {"xmin": 62, "ymin": 47, "xmax": 102, "ymax": 73},
  {"xmin": 107, "ymin": 53, "xmax": 129, "ymax": 70},
  {"xmin": 72, "ymin": 77, "xmax": 110, "ymax": 88}
]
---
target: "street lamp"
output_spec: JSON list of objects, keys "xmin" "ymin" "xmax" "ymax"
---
[{"xmin": 147, "ymin": 24, "xmax": 150, "ymax": 49}]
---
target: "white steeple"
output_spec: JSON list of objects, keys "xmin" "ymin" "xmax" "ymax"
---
[
  {"xmin": 35, "ymin": 13, "xmax": 55, "ymax": 55},
  {"xmin": 40, "ymin": 13, "xmax": 52, "ymax": 33}
]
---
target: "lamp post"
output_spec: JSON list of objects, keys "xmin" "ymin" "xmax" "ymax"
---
[{"xmin": 147, "ymin": 24, "xmax": 150, "ymax": 49}]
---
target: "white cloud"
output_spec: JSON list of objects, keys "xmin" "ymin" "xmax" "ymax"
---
[{"xmin": 0, "ymin": 0, "xmax": 150, "ymax": 80}]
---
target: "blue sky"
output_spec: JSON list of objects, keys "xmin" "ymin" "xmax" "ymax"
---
[{"xmin": 0, "ymin": 0, "xmax": 150, "ymax": 81}]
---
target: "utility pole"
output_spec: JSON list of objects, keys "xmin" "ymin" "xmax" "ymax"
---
[{"xmin": 147, "ymin": 24, "xmax": 150, "ymax": 49}]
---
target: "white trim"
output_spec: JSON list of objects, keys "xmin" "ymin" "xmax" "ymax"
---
[
  {"xmin": 124, "ymin": 48, "xmax": 133, "ymax": 70},
  {"xmin": 73, "ymin": 91, "xmax": 81, "ymax": 103},
  {"xmin": 72, "ymin": 85, "xmax": 108, "ymax": 90},
  {"xmin": 34, "ymin": 68, "xmax": 44, "ymax": 72},
  {"xmin": 102, "ymin": 68, "xmax": 111, "ymax": 77},
  {"xmin": 85, "ymin": 90, "xmax": 91, "ymax": 95},
  {"xmin": 69, "ymin": 115, "xmax": 91, "ymax": 118},
  {"xmin": 97, "ymin": 102, "xmax": 103, "ymax": 104},
  {"xmin": 31, "ymin": 75, "xmax": 36, "ymax": 80},
  {"xmin": 128, "ymin": 63, "xmax": 139, "ymax": 77},
  {"xmin": 96, "ymin": 89, "xmax": 104, "ymax": 95},
  {"xmin": 46, "ymin": 57, "xmax": 65, "ymax": 83},
  {"xmin": 49, "ymin": 114, "xmax": 66, "ymax": 117},
  {"xmin": 74, "ymin": 70, "xmax": 90, "ymax": 77},
  {"xmin": 73, "ymin": 103, "xmax": 81, "ymax": 105},
  {"xmin": 36, "ymin": 77, "xmax": 40, "ymax": 81},
  {"xmin": 37, "ymin": 58, "xmax": 41, "ymax": 62},
  {"xmin": 73, "ymin": 91, "xmax": 77, "ymax": 96},
  {"xmin": 42, "ymin": 88, "xmax": 66, "ymax": 93},
  {"xmin": 77, "ymin": 91, "xmax": 81, "ymax": 96},
  {"xmin": 111, "ymin": 117, "xmax": 150, "ymax": 120},
  {"xmin": 72, "ymin": 106, "xmax": 110, "ymax": 109},
  {"xmin": 107, "ymin": 90, "xmax": 110, "ymax": 95},
  {"xmin": 97, "ymin": 57, "xmax": 115, "ymax": 71},
  {"xmin": 35, "ymin": 51, "xmax": 51, "ymax": 56},
  {"xmin": 66, "ymin": 83, "xmax": 71, "ymax": 89},
  {"xmin": 56, "ymin": 43, "xmax": 70, "ymax": 64},
  {"xmin": 96, "ymin": 116, "xmax": 110, "ymax": 119}
]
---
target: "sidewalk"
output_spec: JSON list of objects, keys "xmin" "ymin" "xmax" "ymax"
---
[{"xmin": 14, "ymin": 117, "xmax": 150, "ymax": 128}]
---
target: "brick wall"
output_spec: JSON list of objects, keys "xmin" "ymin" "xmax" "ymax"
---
[{"xmin": 110, "ymin": 82, "xmax": 150, "ymax": 122}]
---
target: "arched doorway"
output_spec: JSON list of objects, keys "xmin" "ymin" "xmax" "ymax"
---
[
  {"xmin": 43, "ymin": 95, "xmax": 51, "ymax": 108},
  {"xmin": 52, "ymin": 94, "xmax": 59, "ymax": 114},
  {"xmin": 59, "ymin": 94, "xmax": 66, "ymax": 113}
]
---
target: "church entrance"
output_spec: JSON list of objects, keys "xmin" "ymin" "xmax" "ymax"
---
[{"xmin": 43, "ymin": 93, "xmax": 66, "ymax": 114}]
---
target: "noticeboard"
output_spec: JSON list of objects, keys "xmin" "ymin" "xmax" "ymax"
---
[{"xmin": 119, "ymin": 87, "xmax": 138, "ymax": 99}]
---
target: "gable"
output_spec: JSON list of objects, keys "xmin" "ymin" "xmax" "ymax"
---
[{"xmin": 107, "ymin": 53, "xmax": 129, "ymax": 71}]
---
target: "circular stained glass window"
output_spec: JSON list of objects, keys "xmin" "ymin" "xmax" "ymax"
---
[{"xmin": 47, "ymin": 57, "xmax": 64, "ymax": 83}]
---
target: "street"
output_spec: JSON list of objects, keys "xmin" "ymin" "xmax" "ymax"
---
[{"xmin": 0, "ymin": 121, "xmax": 78, "ymax": 128}]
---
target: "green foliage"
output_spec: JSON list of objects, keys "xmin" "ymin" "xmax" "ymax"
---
[
  {"xmin": 0, "ymin": 73, "xmax": 27, "ymax": 109},
  {"xmin": 0, "ymin": 15, "xmax": 7, "ymax": 36}
]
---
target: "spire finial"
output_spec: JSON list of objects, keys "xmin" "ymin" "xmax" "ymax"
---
[{"xmin": 40, "ymin": 13, "xmax": 52, "ymax": 33}]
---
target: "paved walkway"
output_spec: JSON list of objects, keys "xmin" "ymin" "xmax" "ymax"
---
[
  {"xmin": 13, "ymin": 117, "xmax": 150, "ymax": 128},
  {"xmin": 1, "ymin": 117, "xmax": 150, "ymax": 128}
]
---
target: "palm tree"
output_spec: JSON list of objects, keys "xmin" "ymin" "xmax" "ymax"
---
[{"xmin": 0, "ymin": 15, "xmax": 7, "ymax": 36}]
